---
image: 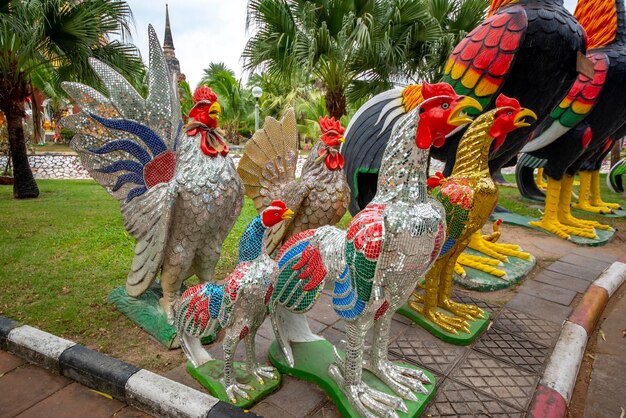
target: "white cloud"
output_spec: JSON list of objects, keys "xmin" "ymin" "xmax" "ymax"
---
[{"xmin": 124, "ymin": 0, "xmax": 249, "ymax": 88}]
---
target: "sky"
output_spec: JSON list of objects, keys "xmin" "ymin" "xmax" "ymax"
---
[
  {"xmin": 124, "ymin": 0, "xmax": 579, "ymax": 89},
  {"xmin": 124, "ymin": 0, "xmax": 250, "ymax": 88}
]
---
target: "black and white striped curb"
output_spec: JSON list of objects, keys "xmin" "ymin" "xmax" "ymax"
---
[{"xmin": 0, "ymin": 316, "xmax": 259, "ymax": 418}]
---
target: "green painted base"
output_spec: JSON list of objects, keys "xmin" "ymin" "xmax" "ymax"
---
[
  {"xmin": 108, "ymin": 283, "xmax": 217, "ymax": 349},
  {"xmin": 397, "ymin": 303, "xmax": 490, "ymax": 346},
  {"xmin": 269, "ymin": 339, "xmax": 435, "ymax": 418},
  {"xmin": 187, "ymin": 360, "xmax": 281, "ymax": 408},
  {"xmin": 454, "ymin": 248, "xmax": 536, "ymax": 291},
  {"xmin": 495, "ymin": 212, "xmax": 614, "ymax": 247}
]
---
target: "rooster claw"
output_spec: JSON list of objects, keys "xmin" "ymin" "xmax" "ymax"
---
[
  {"xmin": 329, "ymin": 364, "xmax": 407, "ymax": 418},
  {"xmin": 225, "ymin": 382, "xmax": 254, "ymax": 404}
]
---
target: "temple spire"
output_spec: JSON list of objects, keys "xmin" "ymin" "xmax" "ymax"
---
[{"xmin": 163, "ymin": 4, "xmax": 181, "ymax": 78}]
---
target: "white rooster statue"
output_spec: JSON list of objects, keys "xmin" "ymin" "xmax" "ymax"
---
[{"xmin": 60, "ymin": 26, "xmax": 244, "ymax": 325}]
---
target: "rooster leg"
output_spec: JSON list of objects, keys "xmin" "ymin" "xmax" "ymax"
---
[
  {"xmin": 574, "ymin": 171, "xmax": 620, "ymax": 213},
  {"xmin": 590, "ymin": 170, "xmax": 622, "ymax": 209},
  {"xmin": 557, "ymin": 175, "xmax": 610, "ymax": 232},
  {"xmin": 573, "ymin": 171, "xmax": 613, "ymax": 214},
  {"xmin": 536, "ymin": 168, "xmax": 548, "ymax": 190},
  {"xmin": 161, "ymin": 254, "xmax": 194, "ymax": 323},
  {"xmin": 408, "ymin": 255, "xmax": 470, "ymax": 334},
  {"xmin": 180, "ymin": 332, "xmax": 212, "ymax": 368},
  {"xmin": 222, "ymin": 328, "xmax": 253, "ymax": 404},
  {"xmin": 193, "ymin": 249, "xmax": 220, "ymax": 283},
  {"xmin": 438, "ymin": 247, "xmax": 485, "ymax": 321},
  {"xmin": 329, "ymin": 317, "xmax": 406, "ymax": 418},
  {"xmin": 530, "ymin": 176, "xmax": 597, "ymax": 239},
  {"xmin": 243, "ymin": 332, "xmax": 277, "ymax": 385},
  {"xmin": 364, "ymin": 298, "xmax": 430, "ymax": 401}
]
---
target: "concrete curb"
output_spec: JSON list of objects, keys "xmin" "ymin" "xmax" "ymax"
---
[
  {"xmin": 0, "ymin": 316, "xmax": 258, "ymax": 418},
  {"xmin": 528, "ymin": 259, "xmax": 626, "ymax": 418}
]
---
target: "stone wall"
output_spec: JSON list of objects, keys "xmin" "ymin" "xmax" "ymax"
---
[
  {"xmin": 0, "ymin": 153, "xmax": 90, "ymax": 179},
  {"xmin": 0, "ymin": 152, "xmax": 307, "ymax": 180}
]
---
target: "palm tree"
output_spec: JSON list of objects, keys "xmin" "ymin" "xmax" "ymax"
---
[
  {"xmin": 244, "ymin": 0, "xmax": 445, "ymax": 119},
  {"xmin": 0, "ymin": 0, "xmax": 144, "ymax": 199}
]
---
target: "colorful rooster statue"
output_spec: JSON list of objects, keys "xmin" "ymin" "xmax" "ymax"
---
[
  {"xmin": 174, "ymin": 201, "xmax": 293, "ymax": 405},
  {"xmin": 60, "ymin": 26, "xmax": 244, "ymax": 329},
  {"xmin": 516, "ymin": 0, "xmax": 626, "ymax": 240},
  {"xmin": 342, "ymin": 0, "xmax": 585, "ymax": 278},
  {"xmin": 269, "ymin": 83, "xmax": 481, "ymax": 417},
  {"xmin": 406, "ymin": 95, "xmax": 536, "ymax": 336},
  {"xmin": 237, "ymin": 108, "xmax": 350, "ymax": 255}
]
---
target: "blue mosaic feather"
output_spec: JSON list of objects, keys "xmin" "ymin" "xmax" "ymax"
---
[
  {"xmin": 96, "ymin": 160, "xmax": 144, "ymax": 175},
  {"xmin": 112, "ymin": 173, "xmax": 144, "ymax": 192},
  {"xmin": 89, "ymin": 140, "xmax": 152, "ymax": 165},
  {"xmin": 238, "ymin": 215, "xmax": 266, "ymax": 263},
  {"xmin": 89, "ymin": 114, "xmax": 167, "ymax": 156}
]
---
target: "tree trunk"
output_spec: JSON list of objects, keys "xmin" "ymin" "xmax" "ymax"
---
[
  {"xmin": 4, "ymin": 104, "xmax": 39, "ymax": 198},
  {"xmin": 30, "ymin": 90, "xmax": 44, "ymax": 145},
  {"xmin": 325, "ymin": 88, "xmax": 346, "ymax": 120}
]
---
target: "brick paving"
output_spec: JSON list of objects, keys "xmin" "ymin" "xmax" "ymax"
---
[
  {"xmin": 0, "ymin": 351, "xmax": 150, "ymax": 418},
  {"xmin": 1, "ymin": 229, "xmax": 623, "ymax": 417}
]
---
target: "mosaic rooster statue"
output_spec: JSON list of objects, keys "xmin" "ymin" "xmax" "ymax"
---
[
  {"xmin": 407, "ymin": 95, "xmax": 536, "ymax": 335},
  {"xmin": 237, "ymin": 108, "xmax": 350, "ymax": 255},
  {"xmin": 270, "ymin": 83, "xmax": 481, "ymax": 417},
  {"xmin": 174, "ymin": 201, "xmax": 293, "ymax": 404},
  {"xmin": 60, "ymin": 26, "xmax": 244, "ymax": 322}
]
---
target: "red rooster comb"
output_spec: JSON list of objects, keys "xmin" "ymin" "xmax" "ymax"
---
[
  {"xmin": 495, "ymin": 93, "xmax": 521, "ymax": 110},
  {"xmin": 318, "ymin": 116, "xmax": 344, "ymax": 135},
  {"xmin": 269, "ymin": 200, "xmax": 287, "ymax": 209},
  {"xmin": 193, "ymin": 86, "xmax": 218, "ymax": 104},
  {"xmin": 422, "ymin": 82, "xmax": 457, "ymax": 99}
]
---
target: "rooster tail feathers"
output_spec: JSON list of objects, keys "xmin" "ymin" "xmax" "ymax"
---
[
  {"xmin": 238, "ymin": 108, "xmax": 299, "ymax": 213},
  {"xmin": 62, "ymin": 25, "xmax": 181, "ymax": 206}
]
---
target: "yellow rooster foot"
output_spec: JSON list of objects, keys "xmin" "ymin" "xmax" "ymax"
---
[
  {"xmin": 439, "ymin": 298, "xmax": 485, "ymax": 321},
  {"xmin": 529, "ymin": 218, "xmax": 596, "ymax": 240},
  {"xmin": 594, "ymin": 200, "xmax": 622, "ymax": 210},
  {"xmin": 407, "ymin": 301, "xmax": 470, "ymax": 334},
  {"xmin": 559, "ymin": 213, "xmax": 612, "ymax": 231},
  {"xmin": 456, "ymin": 253, "xmax": 506, "ymax": 278},
  {"xmin": 468, "ymin": 231, "xmax": 532, "ymax": 262},
  {"xmin": 535, "ymin": 168, "xmax": 548, "ymax": 190},
  {"xmin": 572, "ymin": 201, "xmax": 613, "ymax": 215}
]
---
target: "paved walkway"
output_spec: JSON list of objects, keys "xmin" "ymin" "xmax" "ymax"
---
[
  {"xmin": 1, "ymin": 226, "xmax": 624, "ymax": 417},
  {"xmin": 0, "ymin": 350, "xmax": 150, "ymax": 418}
]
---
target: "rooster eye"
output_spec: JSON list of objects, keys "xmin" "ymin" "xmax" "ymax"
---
[
  {"xmin": 441, "ymin": 103, "xmax": 450, "ymax": 109},
  {"xmin": 507, "ymin": 111, "xmax": 513, "ymax": 116}
]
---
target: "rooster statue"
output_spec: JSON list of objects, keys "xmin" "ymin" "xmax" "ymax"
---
[
  {"xmin": 342, "ymin": 0, "xmax": 585, "ymax": 279},
  {"xmin": 405, "ymin": 95, "xmax": 536, "ymax": 336},
  {"xmin": 60, "ymin": 26, "xmax": 244, "ymax": 329},
  {"xmin": 269, "ymin": 83, "xmax": 481, "ymax": 417},
  {"xmin": 174, "ymin": 201, "xmax": 293, "ymax": 405},
  {"xmin": 237, "ymin": 108, "xmax": 350, "ymax": 255},
  {"xmin": 516, "ymin": 0, "xmax": 626, "ymax": 241}
]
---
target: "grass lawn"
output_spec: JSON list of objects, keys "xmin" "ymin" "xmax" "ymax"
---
[{"xmin": 0, "ymin": 179, "xmax": 351, "ymax": 369}]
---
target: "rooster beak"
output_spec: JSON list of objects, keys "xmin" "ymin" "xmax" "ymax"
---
[
  {"xmin": 282, "ymin": 209, "xmax": 295, "ymax": 219},
  {"xmin": 208, "ymin": 102, "xmax": 221, "ymax": 120},
  {"xmin": 337, "ymin": 136, "xmax": 345, "ymax": 144},
  {"xmin": 448, "ymin": 96, "xmax": 483, "ymax": 126},
  {"xmin": 514, "ymin": 108, "xmax": 537, "ymax": 128}
]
